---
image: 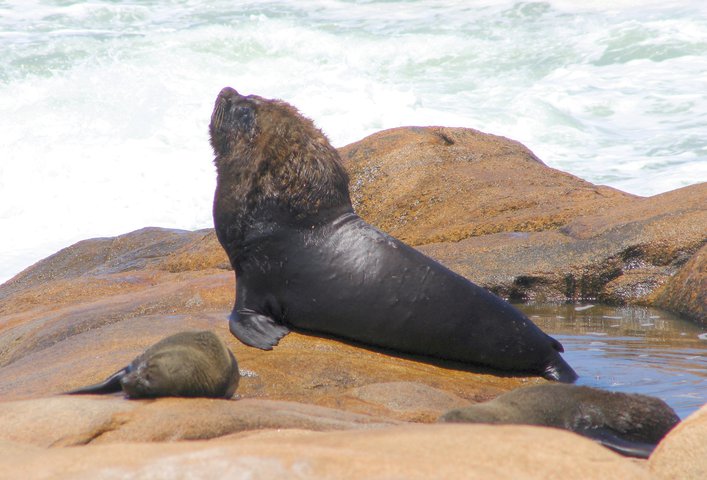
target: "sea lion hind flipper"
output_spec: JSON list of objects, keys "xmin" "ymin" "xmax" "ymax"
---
[
  {"xmin": 542, "ymin": 355, "xmax": 578, "ymax": 383},
  {"xmin": 65, "ymin": 367, "xmax": 129, "ymax": 395},
  {"xmin": 577, "ymin": 427, "xmax": 656, "ymax": 459},
  {"xmin": 229, "ymin": 308, "xmax": 289, "ymax": 350}
]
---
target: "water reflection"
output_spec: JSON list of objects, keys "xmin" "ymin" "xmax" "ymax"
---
[{"xmin": 517, "ymin": 304, "xmax": 706, "ymax": 419}]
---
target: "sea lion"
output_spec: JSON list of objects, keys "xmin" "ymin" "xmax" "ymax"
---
[
  {"xmin": 209, "ymin": 86, "xmax": 578, "ymax": 382},
  {"xmin": 439, "ymin": 384, "xmax": 680, "ymax": 458},
  {"xmin": 67, "ymin": 331, "xmax": 239, "ymax": 399}
]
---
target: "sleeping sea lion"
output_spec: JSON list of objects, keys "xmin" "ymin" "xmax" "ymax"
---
[
  {"xmin": 67, "ymin": 330, "xmax": 239, "ymax": 399},
  {"xmin": 209, "ymin": 86, "xmax": 577, "ymax": 382},
  {"xmin": 439, "ymin": 384, "xmax": 680, "ymax": 458}
]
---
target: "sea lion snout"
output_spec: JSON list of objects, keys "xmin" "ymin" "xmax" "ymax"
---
[
  {"xmin": 120, "ymin": 363, "xmax": 151, "ymax": 397},
  {"xmin": 212, "ymin": 87, "xmax": 245, "ymax": 125},
  {"xmin": 217, "ymin": 86, "xmax": 240, "ymax": 101},
  {"xmin": 210, "ymin": 87, "xmax": 258, "ymax": 156}
]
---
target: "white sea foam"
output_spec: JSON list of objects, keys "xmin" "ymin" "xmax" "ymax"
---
[{"xmin": 1, "ymin": 0, "xmax": 706, "ymax": 283}]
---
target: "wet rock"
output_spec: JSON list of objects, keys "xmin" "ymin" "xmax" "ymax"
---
[
  {"xmin": 649, "ymin": 403, "xmax": 707, "ymax": 479},
  {"xmin": 651, "ymin": 244, "xmax": 706, "ymax": 326},
  {"xmin": 0, "ymin": 228, "xmax": 222, "ymax": 300}
]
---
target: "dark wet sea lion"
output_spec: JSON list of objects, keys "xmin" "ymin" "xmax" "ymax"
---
[
  {"xmin": 439, "ymin": 384, "xmax": 680, "ymax": 458},
  {"xmin": 209, "ymin": 86, "xmax": 577, "ymax": 382},
  {"xmin": 67, "ymin": 331, "xmax": 239, "ymax": 399}
]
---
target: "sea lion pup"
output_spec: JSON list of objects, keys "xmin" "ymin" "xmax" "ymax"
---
[
  {"xmin": 439, "ymin": 384, "xmax": 680, "ymax": 458},
  {"xmin": 209, "ymin": 86, "xmax": 578, "ymax": 383},
  {"xmin": 66, "ymin": 331, "xmax": 239, "ymax": 399}
]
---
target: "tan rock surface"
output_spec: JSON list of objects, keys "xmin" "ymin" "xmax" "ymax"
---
[
  {"xmin": 0, "ymin": 396, "xmax": 398, "ymax": 447},
  {"xmin": 1, "ymin": 126, "xmax": 703, "ymax": 329},
  {"xmin": 341, "ymin": 126, "xmax": 633, "ymax": 246},
  {"xmin": 649, "ymin": 403, "xmax": 707, "ymax": 480},
  {"xmin": 342, "ymin": 127, "xmax": 706, "ymax": 319},
  {"xmin": 0, "ymin": 228, "xmax": 532, "ymax": 411},
  {"xmin": 652, "ymin": 243, "xmax": 707, "ymax": 326},
  {"xmin": 0, "ymin": 424, "xmax": 654, "ymax": 480},
  {"xmin": 339, "ymin": 381, "xmax": 471, "ymax": 422}
]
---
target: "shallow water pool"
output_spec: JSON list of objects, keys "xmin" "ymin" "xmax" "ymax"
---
[{"xmin": 516, "ymin": 304, "xmax": 706, "ymax": 419}]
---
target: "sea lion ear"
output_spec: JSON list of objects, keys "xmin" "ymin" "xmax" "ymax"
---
[{"xmin": 229, "ymin": 308, "xmax": 290, "ymax": 350}]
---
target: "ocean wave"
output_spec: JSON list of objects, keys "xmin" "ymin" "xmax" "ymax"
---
[{"xmin": 1, "ymin": 0, "xmax": 705, "ymax": 282}]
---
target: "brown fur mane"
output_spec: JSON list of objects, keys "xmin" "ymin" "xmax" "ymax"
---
[{"xmin": 211, "ymin": 91, "xmax": 352, "ymax": 233}]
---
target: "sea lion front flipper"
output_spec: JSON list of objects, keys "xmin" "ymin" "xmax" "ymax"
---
[
  {"xmin": 577, "ymin": 427, "xmax": 656, "ymax": 459},
  {"xmin": 65, "ymin": 367, "xmax": 129, "ymax": 395},
  {"xmin": 229, "ymin": 308, "xmax": 289, "ymax": 350}
]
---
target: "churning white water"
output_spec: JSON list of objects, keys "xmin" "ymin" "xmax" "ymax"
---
[{"xmin": 1, "ymin": 0, "xmax": 706, "ymax": 283}]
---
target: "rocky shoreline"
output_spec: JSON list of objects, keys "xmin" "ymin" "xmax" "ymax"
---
[
  {"xmin": 1, "ymin": 127, "xmax": 705, "ymax": 478},
  {"xmin": 342, "ymin": 127, "xmax": 706, "ymax": 324}
]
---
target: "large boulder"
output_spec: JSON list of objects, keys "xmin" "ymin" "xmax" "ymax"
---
[
  {"xmin": 341, "ymin": 126, "xmax": 632, "ymax": 245},
  {"xmin": 0, "ymin": 396, "xmax": 398, "ymax": 447},
  {"xmin": 0, "ymin": 424, "xmax": 653, "ymax": 480},
  {"xmin": 649, "ymin": 403, "xmax": 707, "ymax": 480},
  {"xmin": 0, "ymin": 125, "xmax": 703, "ymax": 479},
  {"xmin": 652, "ymin": 243, "xmax": 707, "ymax": 326},
  {"xmin": 342, "ymin": 127, "xmax": 706, "ymax": 321}
]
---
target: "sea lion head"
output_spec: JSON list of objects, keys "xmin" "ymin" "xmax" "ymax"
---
[
  {"xmin": 209, "ymin": 87, "xmax": 352, "ymax": 231},
  {"xmin": 209, "ymin": 87, "xmax": 258, "ymax": 157},
  {"xmin": 119, "ymin": 356, "xmax": 177, "ymax": 398}
]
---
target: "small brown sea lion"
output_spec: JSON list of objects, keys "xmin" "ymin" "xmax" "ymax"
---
[
  {"xmin": 208, "ymin": 87, "xmax": 577, "ymax": 382},
  {"xmin": 67, "ymin": 331, "xmax": 239, "ymax": 399},
  {"xmin": 439, "ymin": 384, "xmax": 680, "ymax": 458}
]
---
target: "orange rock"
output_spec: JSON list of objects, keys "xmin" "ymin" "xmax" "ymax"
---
[
  {"xmin": 652, "ymin": 244, "xmax": 707, "ymax": 326},
  {"xmin": 4, "ymin": 125, "xmax": 700, "ymax": 479},
  {"xmin": 649, "ymin": 403, "xmax": 707, "ymax": 480},
  {"xmin": 0, "ymin": 424, "xmax": 653, "ymax": 480},
  {"xmin": 343, "ymin": 127, "xmax": 706, "ymax": 319},
  {"xmin": 341, "ymin": 126, "xmax": 632, "ymax": 246},
  {"xmin": 0, "ymin": 396, "xmax": 398, "ymax": 447}
]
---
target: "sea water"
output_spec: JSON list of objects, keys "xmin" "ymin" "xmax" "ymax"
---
[
  {"xmin": 1, "ymin": 1, "xmax": 706, "ymax": 282},
  {"xmin": 523, "ymin": 304, "xmax": 706, "ymax": 419}
]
